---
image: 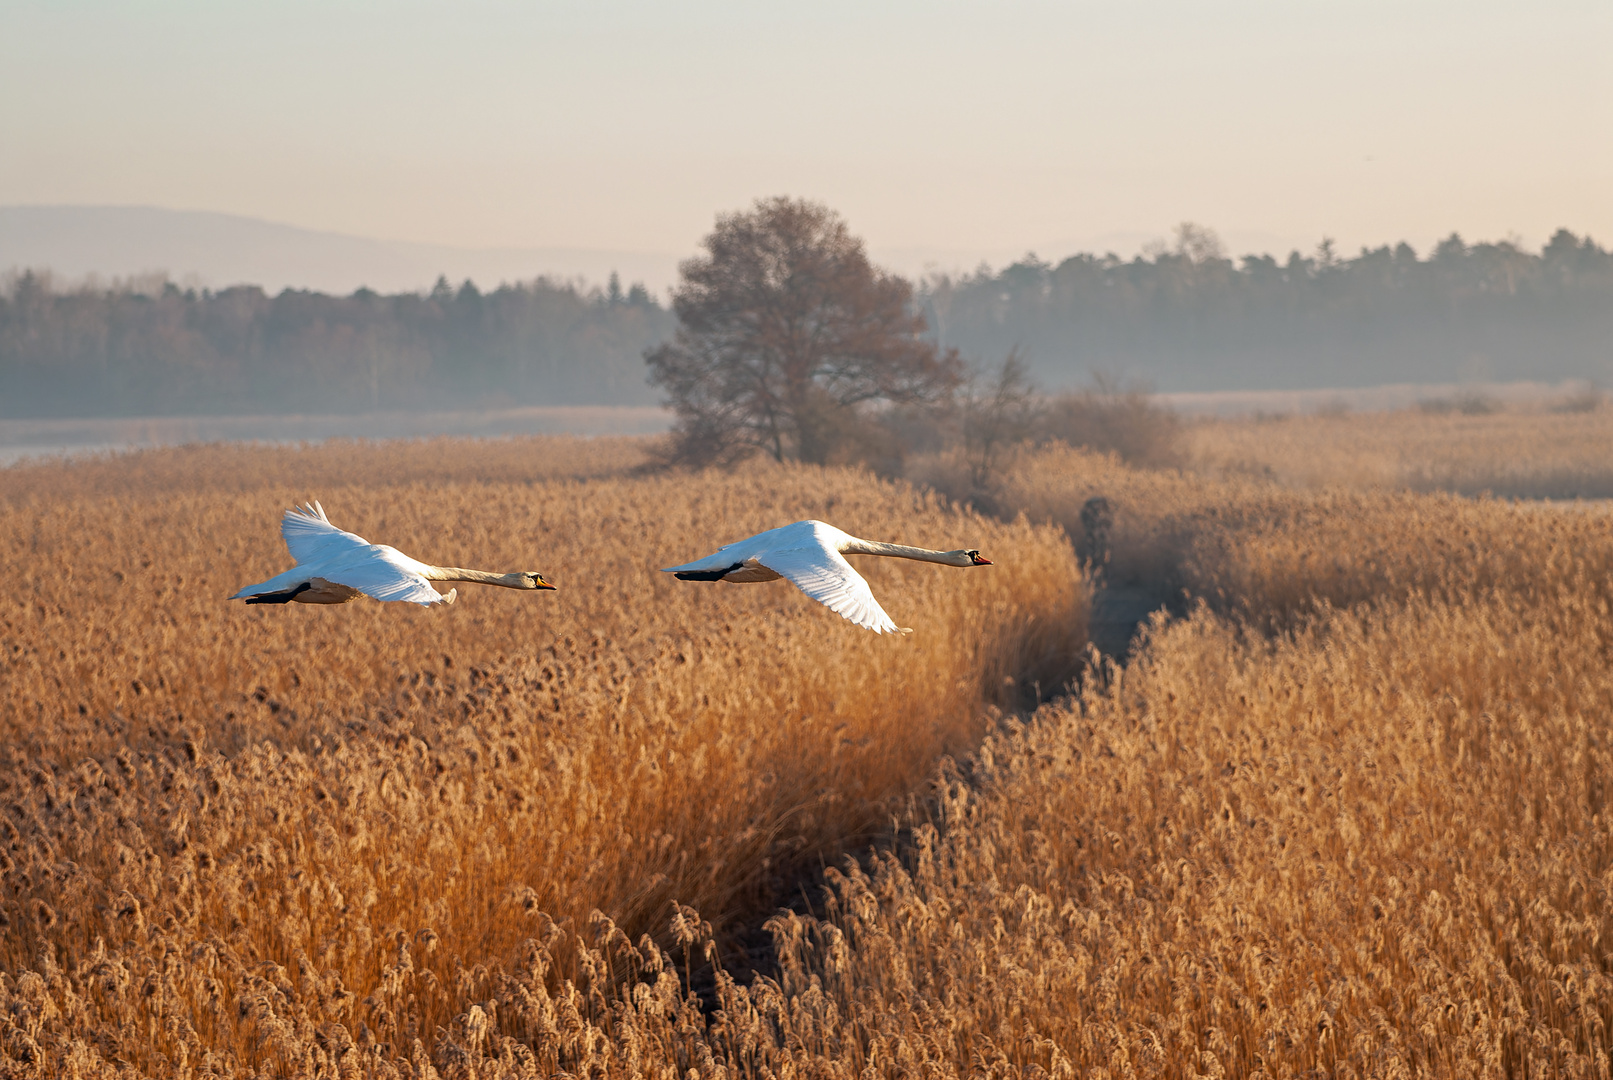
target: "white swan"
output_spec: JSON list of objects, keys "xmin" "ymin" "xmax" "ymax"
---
[
  {"xmin": 231, "ymin": 502, "xmax": 556, "ymax": 607},
  {"xmin": 662, "ymin": 519, "xmax": 992, "ymax": 633}
]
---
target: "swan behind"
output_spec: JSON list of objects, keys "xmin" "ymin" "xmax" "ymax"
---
[{"xmin": 231, "ymin": 502, "xmax": 556, "ymax": 607}]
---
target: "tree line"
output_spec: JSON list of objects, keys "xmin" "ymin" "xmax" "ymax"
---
[
  {"xmin": 4, "ymin": 212, "xmax": 1610, "ymax": 422},
  {"xmin": 0, "ymin": 272, "xmax": 672, "ymax": 417},
  {"xmin": 922, "ymin": 224, "xmax": 1613, "ymax": 391}
]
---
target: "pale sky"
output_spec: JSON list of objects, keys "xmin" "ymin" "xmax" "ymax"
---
[{"xmin": 3, "ymin": 0, "xmax": 1610, "ymax": 276}]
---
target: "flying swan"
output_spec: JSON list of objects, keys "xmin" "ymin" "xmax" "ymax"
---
[
  {"xmin": 662, "ymin": 519, "xmax": 991, "ymax": 633},
  {"xmin": 231, "ymin": 501, "xmax": 556, "ymax": 607}
]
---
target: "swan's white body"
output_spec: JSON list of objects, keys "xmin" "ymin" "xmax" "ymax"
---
[
  {"xmin": 662, "ymin": 519, "xmax": 991, "ymax": 634},
  {"xmin": 231, "ymin": 502, "xmax": 554, "ymax": 607}
]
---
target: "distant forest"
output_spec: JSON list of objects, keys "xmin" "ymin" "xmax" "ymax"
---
[
  {"xmin": 2, "ymin": 227, "xmax": 1610, "ymax": 418},
  {"xmin": 922, "ymin": 227, "xmax": 1613, "ymax": 392},
  {"xmin": 0, "ymin": 273, "xmax": 672, "ymax": 417}
]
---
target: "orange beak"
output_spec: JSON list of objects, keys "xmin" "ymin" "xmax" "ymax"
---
[{"xmin": 971, "ymin": 554, "xmax": 993, "ymax": 566}]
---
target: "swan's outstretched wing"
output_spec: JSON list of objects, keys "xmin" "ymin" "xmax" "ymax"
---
[
  {"xmin": 235, "ymin": 504, "xmax": 448, "ymax": 606},
  {"xmin": 755, "ymin": 543, "xmax": 900, "ymax": 634},
  {"xmin": 281, "ymin": 501, "xmax": 370, "ymax": 565},
  {"xmin": 662, "ymin": 520, "xmax": 828, "ymax": 574},
  {"xmin": 663, "ymin": 527, "xmax": 773, "ymax": 573},
  {"xmin": 319, "ymin": 548, "xmax": 451, "ymax": 606}
]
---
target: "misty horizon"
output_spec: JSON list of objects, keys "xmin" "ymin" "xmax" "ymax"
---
[
  {"xmin": 4, "ymin": 215, "xmax": 1608, "ymax": 419},
  {"xmin": 2, "ymin": 203, "xmax": 1601, "ymax": 302}
]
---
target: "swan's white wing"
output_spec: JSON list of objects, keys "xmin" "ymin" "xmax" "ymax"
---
[
  {"xmin": 662, "ymin": 533, "xmax": 771, "ymax": 573},
  {"xmin": 755, "ymin": 543, "xmax": 900, "ymax": 634},
  {"xmin": 282, "ymin": 502, "xmax": 370, "ymax": 565},
  {"xmin": 320, "ymin": 548, "xmax": 450, "ymax": 606},
  {"xmin": 662, "ymin": 520, "xmax": 828, "ymax": 573}
]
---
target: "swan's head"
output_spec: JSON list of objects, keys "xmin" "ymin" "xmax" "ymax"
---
[
  {"xmin": 966, "ymin": 550, "xmax": 993, "ymax": 566},
  {"xmin": 509, "ymin": 572, "xmax": 558, "ymax": 590}
]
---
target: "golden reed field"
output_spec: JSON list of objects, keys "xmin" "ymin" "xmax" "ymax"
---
[
  {"xmin": 1185, "ymin": 404, "xmax": 1613, "ymax": 499},
  {"xmin": 2, "ymin": 410, "xmax": 1612, "ymax": 1077}
]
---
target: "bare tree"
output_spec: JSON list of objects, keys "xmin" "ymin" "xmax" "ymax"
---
[
  {"xmin": 646, "ymin": 197, "xmax": 962, "ymax": 465},
  {"xmin": 1172, "ymin": 221, "xmax": 1225, "ymax": 263}
]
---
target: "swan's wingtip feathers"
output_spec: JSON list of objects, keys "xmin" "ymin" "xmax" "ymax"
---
[
  {"xmin": 441, "ymin": 588, "xmax": 457, "ymax": 605},
  {"xmin": 283, "ymin": 500, "xmax": 330, "ymax": 524}
]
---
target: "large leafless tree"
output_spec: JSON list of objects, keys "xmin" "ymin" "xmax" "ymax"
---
[{"xmin": 646, "ymin": 197, "xmax": 961, "ymax": 464}]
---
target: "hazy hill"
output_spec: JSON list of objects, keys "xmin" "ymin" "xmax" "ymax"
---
[{"xmin": 0, "ymin": 206, "xmax": 681, "ymax": 297}]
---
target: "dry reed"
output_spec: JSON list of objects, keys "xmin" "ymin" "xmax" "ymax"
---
[
  {"xmin": 1188, "ymin": 405, "xmax": 1613, "ymax": 498},
  {"xmin": 5, "ymin": 421, "xmax": 1613, "ymax": 1077},
  {"xmin": 0, "ymin": 437, "xmax": 1086, "ymax": 1076},
  {"xmin": 723, "ymin": 577, "xmax": 1613, "ymax": 1076}
]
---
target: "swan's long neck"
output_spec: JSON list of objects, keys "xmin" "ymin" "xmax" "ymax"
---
[
  {"xmin": 839, "ymin": 539, "xmax": 973, "ymax": 566},
  {"xmin": 427, "ymin": 566, "xmax": 527, "ymax": 588}
]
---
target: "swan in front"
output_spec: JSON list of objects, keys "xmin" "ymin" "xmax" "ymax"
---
[
  {"xmin": 662, "ymin": 519, "xmax": 992, "ymax": 633},
  {"xmin": 231, "ymin": 501, "xmax": 556, "ymax": 607}
]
